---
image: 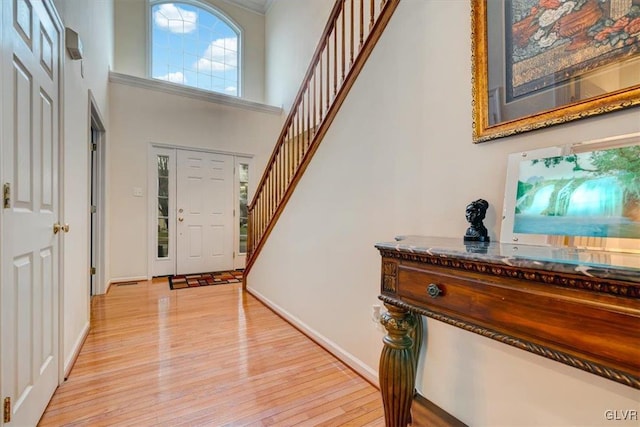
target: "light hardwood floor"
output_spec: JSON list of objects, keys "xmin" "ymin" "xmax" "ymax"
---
[{"xmin": 39, "ymin": 279, "xmax": 384, "ymax": 426}]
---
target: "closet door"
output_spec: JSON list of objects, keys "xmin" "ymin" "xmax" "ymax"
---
[{"xmin": 1, "ymin": 0, "xmax": 62, "ymax": 424}]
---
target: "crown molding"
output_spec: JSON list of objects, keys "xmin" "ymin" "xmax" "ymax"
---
[
  {"xmin": 264, "ymin": 0, "xmax": 275, "ymax": 13},
  {"xmin": 220, "ymin": 0, "xmax": 270, "ymax": 14}
]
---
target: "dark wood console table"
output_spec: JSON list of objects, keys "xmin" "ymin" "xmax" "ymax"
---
[{"xmin": 376, "ymin": 236, "xmax": 640, "ymax": 427}]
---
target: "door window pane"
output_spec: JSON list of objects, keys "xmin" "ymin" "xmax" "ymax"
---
[
  {"xmin": 238, "ymin": 163, "xmax": 249, "ymax": 254},
  {"xmin": 157, "ymin": 155, "xmax": 170, "ymax": 258}
]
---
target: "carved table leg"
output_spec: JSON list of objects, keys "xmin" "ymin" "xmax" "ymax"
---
[
  {"xmin": 408, "ymin": 313, "xmax": 423, "ymax": 381},
  {"xmin": 379, "ymin": 304, "xmax": 417, "ymax": 427},
  {"xmin": 407, "ymin": 312, "xmax": 423, "ymax": 424}
]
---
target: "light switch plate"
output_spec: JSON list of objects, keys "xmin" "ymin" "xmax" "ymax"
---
[{"xmin": 133, "ymin": 187, "xmax": 143, "ymax": 197}]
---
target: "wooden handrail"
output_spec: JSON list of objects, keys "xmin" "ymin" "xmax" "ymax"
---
[
  {"xmin": 248, "ymin": 0, "xmax": 344, "ymax": 201},
  {"xmin": 246, "ymin": 0, "xmax": 401, "ymax": 275}
]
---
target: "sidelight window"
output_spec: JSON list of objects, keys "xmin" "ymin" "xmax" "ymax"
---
[
  {"xmin": 238, "ymin": 162, "xmax": 249, "ymax": 254},
  {"xmin": 157, "ymin": 155, "xmax": 170, "ymax": 258}
]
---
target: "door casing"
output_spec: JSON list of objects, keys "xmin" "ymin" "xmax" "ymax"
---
[
  {"xmin": 88, "ymin": 92, "xmax": 106, "ymax": 295},
  {"xmin": 148, "ymin": 143, "xmax": 253, "ymax": 278}
]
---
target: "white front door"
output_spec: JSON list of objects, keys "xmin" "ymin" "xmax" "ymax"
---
[
  {"xmin": 1, "ymin": 0, "xmax": 62, "ymax": 425},
  {"xmin": 176, "ymin": 150, "xmax": 234, "ymax": 275}
]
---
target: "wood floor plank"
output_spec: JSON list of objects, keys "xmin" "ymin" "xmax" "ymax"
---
[
  {"xmin": 227, "ymin": 382, "xmax": 370, "ymax": 426},
  {"xmin": 39, "ymin": 279, "xmax": 384, "ymax": 426}
]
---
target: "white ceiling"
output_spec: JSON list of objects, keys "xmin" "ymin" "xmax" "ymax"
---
[{"xmin": 223, "ymin": 0, "xmax": 273, "ymax": 14}]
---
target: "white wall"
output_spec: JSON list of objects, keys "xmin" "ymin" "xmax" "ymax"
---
[
  {"xmin": 250, "ymin": 0, "xmax": 640, "ymax": 425},
  {"xmin": 51, "ymin": 0, "xmax": 114, "ymax": 373},
  {"xmin": 264, "ymin": 0, "xmax": 333, "ymax": 110},
  {"xmin": 108, "ymin": 81, "xmax": 281, "ymax": 281},
  {"xmin": 114, "ymin": 0, "xmax": 267, "ymax": 103}
]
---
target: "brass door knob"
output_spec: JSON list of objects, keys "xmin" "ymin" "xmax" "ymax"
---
[
  {"xmin": 53, "ymin": 223, "xmax": 70, "ymax": 234},
  {"xmin": 178, "ymin": 217, "xmax": 184, "ymax": 222}
]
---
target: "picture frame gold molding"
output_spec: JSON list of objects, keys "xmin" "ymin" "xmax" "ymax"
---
[{"xmin": 471, "ymin": 0, "xmax": 640, "ymax": 144}]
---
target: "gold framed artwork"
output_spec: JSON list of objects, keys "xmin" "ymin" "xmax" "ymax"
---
[{"xmin": 472, "ymin": 0, "xmax": 640, "ymax": 143}]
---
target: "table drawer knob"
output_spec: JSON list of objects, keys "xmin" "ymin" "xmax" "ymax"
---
[{"xmin": 427, "ymin": 283, "xmax": 442, "ymax": 298}]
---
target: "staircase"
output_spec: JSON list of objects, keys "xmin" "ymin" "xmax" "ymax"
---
[{"xmin": 246, "ymin": 0, "xmax": 401, "ymax": 273}]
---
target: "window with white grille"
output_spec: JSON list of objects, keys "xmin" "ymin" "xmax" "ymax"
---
[{"xmin": 150, "ymin": 1, "xmax": 240, "ymax": 96}]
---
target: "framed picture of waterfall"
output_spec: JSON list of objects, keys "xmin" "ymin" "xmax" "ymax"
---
[
  {"xmin": 471, "ymin": 0, "xmax": 640, "ymax": 143},
  {"xmin": 500, "ymin": 133, "xmax": 640, "ymax": 251}
]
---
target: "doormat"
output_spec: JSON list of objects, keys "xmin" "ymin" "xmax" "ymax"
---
[{"xmin": 168, "ymin": 270, "xmax": 243, "ymax": 290}]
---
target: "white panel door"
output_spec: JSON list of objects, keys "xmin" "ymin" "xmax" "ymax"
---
[
  {"xmin": 1, "ymin": 0, "xmax": 61, "ymax": 425},
  {"xmin": 176, "ymin": 151, "xmax": 234, "ymax": 275}
]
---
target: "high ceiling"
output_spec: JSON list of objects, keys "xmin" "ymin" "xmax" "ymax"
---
[{"xmin": 224, "ymin": 0, "xmax": 273, "ymax": 14}]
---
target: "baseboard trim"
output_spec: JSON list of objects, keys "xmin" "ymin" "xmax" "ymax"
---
[
  {"xmin": 107, "ymin": 275, "xmax": 148, "ymax": 294},
  {"xmin": 63, "ymin": 321, "xmax": 90, "ymax": 380},
  {"xmin": 246, "ymin": 286, "xmax": 379, "ymax": 387},
  {"xmin": 245, "ymin": 288, "xmax": 467, "ymax": 426}
]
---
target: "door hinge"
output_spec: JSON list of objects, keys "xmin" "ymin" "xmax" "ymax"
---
[
  {"xmin": 4, "ymin": 396, "xmax": 10, "ymax": 423},
  {"xmin": 233, "ymin": 251, "xmax": 236, "ymax": 259},
  {"xmin": 90, "ymin": 267, "xmax": 96, "ymax": 275},
  {"xmin": 91, "ymin": 205, "xmax": 97, "ymax": 214},
  {"xmin": 3, "ymin": 183, "xmax": 10, "ymax": 209},
  {"xmin": 91, "ymin": 143, "xmax": 97, "ymax": 151}
]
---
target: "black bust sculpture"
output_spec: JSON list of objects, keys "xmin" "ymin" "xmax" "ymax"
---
[{"xmin": 464, "ymin": 199, "xmax": 490, "ymax": 242}]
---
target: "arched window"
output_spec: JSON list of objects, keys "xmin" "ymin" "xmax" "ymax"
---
[{"xmin": 150, "ymin": 1, "xmax": 241, "ymax": 96}]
